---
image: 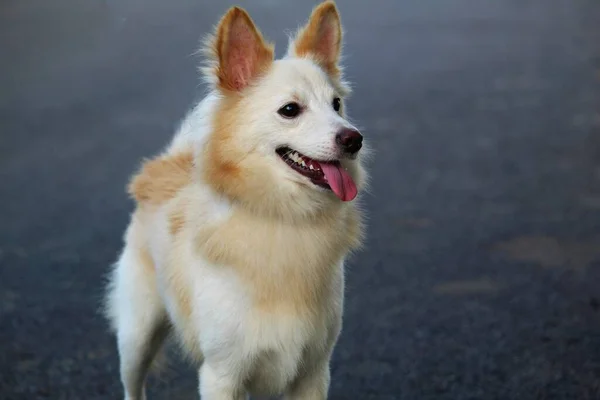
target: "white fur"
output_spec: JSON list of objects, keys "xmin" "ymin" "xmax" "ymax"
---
[
  {"xmin": 104, "ymin": 3, "xmax": 364, "ymax": 399},
  {"xmin": 167, "ymin": 92, "xmax": 220, "ymax": 154},
  {"xmin": 243, "ymin": 58, "xmax": 354, "ymax": 162}
]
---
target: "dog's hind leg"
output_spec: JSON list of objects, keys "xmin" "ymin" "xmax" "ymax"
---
[{"xmin": 105, "ymin": 244, "xmax": 170, "ymax": 400}]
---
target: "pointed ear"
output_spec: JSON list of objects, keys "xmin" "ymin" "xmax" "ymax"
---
[
  {"xmin": 204, "ymin": 7, "xmax": 274, "ymax": 92},
  {"xmin": 288, "ymin": 1, "xmax": 342, "ymax": 76}
]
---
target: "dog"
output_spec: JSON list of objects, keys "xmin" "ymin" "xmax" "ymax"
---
[{"xmin": 104, "ymin": 1, "xmax": 367, "ymax": 398}]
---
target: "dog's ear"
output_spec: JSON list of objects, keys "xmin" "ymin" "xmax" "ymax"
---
[
  {"xmin": 288, "ymin": 1, "xmax": 343, "ymax": 76},
  {"xmin": 203, "ymin": 7, "xmax": 274, "ymax": 92}
]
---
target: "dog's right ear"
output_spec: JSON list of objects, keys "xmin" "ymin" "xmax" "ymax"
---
[{"xmin": 202, "ymin": 7, "xmax": 274, "ymax": 92}]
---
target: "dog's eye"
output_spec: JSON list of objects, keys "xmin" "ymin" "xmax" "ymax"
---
[
  {"xmin": 278, "ymin": 102, "xmax": 302, "ymax": 119},
  {"xmin": 332, "ymin": 97, "xmax": 341, "ymax": 112}
]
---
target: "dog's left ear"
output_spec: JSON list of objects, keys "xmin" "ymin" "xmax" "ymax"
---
[
  {"xmin": 288, "ymin": 1, "xmax": 343, "ymax": 76},
  {"xmin": 203, "ymin": 7, "xmax": 274, "ymax": 92}
]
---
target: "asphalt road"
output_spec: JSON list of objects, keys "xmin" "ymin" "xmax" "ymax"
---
[{"xmin": 2, "ymin": 0, "xmax": 600, "ymax": 399}]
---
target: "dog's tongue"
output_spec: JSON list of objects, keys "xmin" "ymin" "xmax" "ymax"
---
[{"xmin": 319, "ymin": 162, "xmax": 358, "ymax": 202}]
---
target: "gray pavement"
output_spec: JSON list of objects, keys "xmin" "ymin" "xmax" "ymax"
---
[{"xmin": 1, "ymin": 0, "xmax": 600, "ymax": 399}]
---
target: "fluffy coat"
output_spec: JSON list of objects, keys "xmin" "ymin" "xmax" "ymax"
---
[{"xmin": 104, "ymin": 2, "xmax": 366, "ymax": 399}]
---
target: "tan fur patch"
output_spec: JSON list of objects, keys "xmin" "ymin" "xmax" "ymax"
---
[
  {"xmin": 128, "ymin": 151, "xmax": 194, "ymax": 206},
  {"xmin": 195, "ymin": 205, "xmax": 362, "ymax": 315},
  {"xmin": 164, "ymin": 255, "xmax": 193, "ymax": 324},
  {"xmin": 137, "ymin": 241, "xmax": 156, "ymax": 275},
  {"xmin": 168, "ymin": 207, "xmax": 186, "ymax": 236},
  {"xmin": 293, "ymin": 1, "xmax": 342, "ymax": 77},
  {"xmin": 164, "ymin": 200, "xmax": 195, "ymax": 329},
  {"xmin": 202, "ymin": 96, "xmax": 243, "ymax": 201}
]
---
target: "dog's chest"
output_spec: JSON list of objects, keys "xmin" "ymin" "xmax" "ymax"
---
[
  {"xmin": 243, "ymin": 306, "xmax": 338, "ymax": 396},
  {"xmin": 193, "ymin": 261, "xmax": 342, "ymax": 394}
]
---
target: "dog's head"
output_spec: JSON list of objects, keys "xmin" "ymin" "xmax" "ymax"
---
[{"xmin": 201, "ymin": 1, "xmax": 367, "ymax": 219}]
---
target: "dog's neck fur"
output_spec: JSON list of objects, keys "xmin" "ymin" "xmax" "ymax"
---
[{"xmin": 191, "ymin": 198, "xmax": 361, "ymax": 315}]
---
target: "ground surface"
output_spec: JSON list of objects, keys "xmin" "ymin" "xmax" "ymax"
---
[{"xmin": 2, "ymin": 0, "xmax": 600, "ymax": 399}]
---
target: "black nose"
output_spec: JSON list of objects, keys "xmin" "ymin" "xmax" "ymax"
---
[{"xmin": 336, "ymin": 128, "xmax": 363, "ymax": 154}]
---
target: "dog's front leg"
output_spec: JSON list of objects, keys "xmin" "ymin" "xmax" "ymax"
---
[
  {"xmin": 198, "ymin": 363, "xmax": 247, "ymax": 400},
  {"xmin": 284, "ymin": 361, "xmax": 330, "ymax": 400}
]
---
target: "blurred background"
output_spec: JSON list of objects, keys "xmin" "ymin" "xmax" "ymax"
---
[{"xmin": 1, "ymin": 0, "xmax": 600, "ymax": 399}]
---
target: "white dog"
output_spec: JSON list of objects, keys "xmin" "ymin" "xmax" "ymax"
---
[{"xmin": 104, "ymin": 1, "xmax": 367, "ymax": 398}]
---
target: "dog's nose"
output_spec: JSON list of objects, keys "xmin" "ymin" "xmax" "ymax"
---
[{"xmin": 336, "ymin": 128, "xmax": 363, "ymax": 154}]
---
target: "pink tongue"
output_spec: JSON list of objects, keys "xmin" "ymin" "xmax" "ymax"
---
[{"xmin": 319, "ymin": 162, "xmax": 358, "ymax": 202}]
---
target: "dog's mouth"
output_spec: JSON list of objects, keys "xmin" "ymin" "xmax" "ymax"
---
[{"xmin": 276, "ymin": 147, "xmax": 357, "ymax": 202}]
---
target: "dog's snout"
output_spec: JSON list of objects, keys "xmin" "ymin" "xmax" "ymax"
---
[{"xmin": 336, "ymin": 128, "xmax": 363, "ymax": 154}]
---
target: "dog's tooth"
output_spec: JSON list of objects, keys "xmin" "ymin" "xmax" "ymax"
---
[
  {"xmin": 309, "ymin": 164, "xmax": 314, "ymax": 170},
  {"xmin": 300, "ymin": 160, "xmax": 306, "ymax": 167}
]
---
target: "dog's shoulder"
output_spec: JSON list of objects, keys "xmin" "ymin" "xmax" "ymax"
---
[{"xmin": 128, "ymin": 151, "xmax": 195, "ymax": 207}]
